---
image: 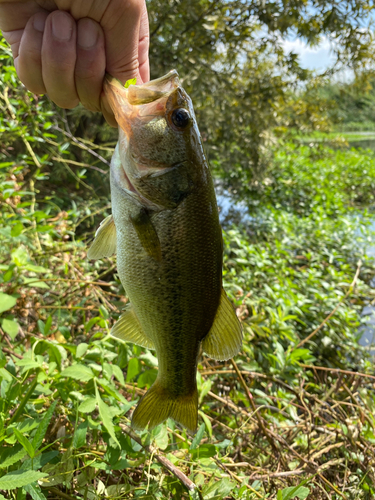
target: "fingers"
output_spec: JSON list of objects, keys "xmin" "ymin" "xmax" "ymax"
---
[
  {"xmin": 138, "ymin": 1, "xmax": 150, "ymax": 84},
  {"xmin": 75, "ymin": 18, "xmax": 106, "ymax": 112},
  {"xmin": 41, "ymin": 11, "xmax": 79, "ymax": 109},
  {"xmin": 16, "ymin": 12, "xmax": 48, "ymax": 94}
]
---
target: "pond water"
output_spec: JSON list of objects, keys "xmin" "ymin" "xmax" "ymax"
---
[
  {"xmin": 216, "ymin": 191, "xmax": 375, "ymax": 354},
  {"xmin": 358, "ymin": 219, "xmax": 375, "ymax": 354}
]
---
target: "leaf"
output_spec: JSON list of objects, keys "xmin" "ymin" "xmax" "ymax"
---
[
  {"xmin": 13, "ymin": 428, "xmax": 35, "ymax": 458},
  {"xmin": 190, "ymin": 423, "xmax": 205, "ymax": 450},
  {"xmin": 60, "ymin": 364, "xmax": 94, "ymax": 382},
  {"xmin": 76, "ymin": 343, "xmax": 88, "ymax": 358},
  {"xmin": 0, "ymin": 470, "xmax": 47, "ymax": 490},
  {"xmin": 1, "ymin": 318, "xmax": 19, "ymax": 339},
  {"xmin": 23, "ymin": 483, "xmax": 47, "ymax": 500},
  {"xmin": 111, "ymin": 364, "xmax": 125, "ymax": 386},
  {"xmin": 0, "ymin": 292, "xmax": 17, "ymax": 314},
  {"xmin": 191, "ymin": 444, "xmax": 216, "ymax": 460},
  {"xmin": 32, "ymin": 401, "xmax": 57, "ymax": 451},
  {"xmin": 21, "ymin": 451, "xmax": 60, "ymax": 471},
  {"xmin": 126, "ymin": 358, "xmax": 141, "ymax": 382},
  {"xmin": 279, "ymin": 485, "xmax": 310, "ymax": 500},
  {"xmin": 198, "ymin": 411, "xmax": 213, "ymax": 438},
  {"xmin": 23, "ymin": 278, "xmax": 50, "ymax": 289},
  {"xmin": 154, "ymin": 424, "xmax": 169, "ymax": 450},
  {"xmin": 137, "ymin": 369, "xmax": 157, "ymax": 389},
  {"xmin": 73, "ymin": 420, "xmax": 88, "ymax": 449},
  {"xmin": 0, "ymin": 445, "xmax": 27, "ymax": 469},
  {"xmin": 95, "ymin": 386, "xmax": 120, "ymax": 447},
  {"xmin": 78, "ymin": 397, "xmax": 97, "ymax": 413},
  {"xmin": 125, "ymin": 78, "xmax": 137, "ymax": 88}
]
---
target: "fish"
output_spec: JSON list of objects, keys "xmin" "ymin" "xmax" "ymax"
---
[{"xmin": 88, "ymin": 70, "xmax": 242, "ymax": 433}]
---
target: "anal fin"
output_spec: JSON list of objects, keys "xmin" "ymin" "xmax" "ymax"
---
[
  {"xmin": 87, "ymin": 214, "xmax": 117, "ymax": 260},
  {"xmin": 111, "ymin": 304, "xmax": 155, "ymax": 350},
  {"xmin": 202, "ymin": 288, "xmax": 243, "ymax": 361}
]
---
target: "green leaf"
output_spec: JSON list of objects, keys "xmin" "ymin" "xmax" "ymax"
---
[
  {"xmin": 189, "ymin": 490, "xmax": 201, "ymax": 500},
  {"xmin": 137, "ymin": 369, "xmax": 157, "ymax": 389},
  {"xmin": 13, "ymin": 428, "xmax": 35, "ymax": 458},
  {"xmin": 0, "ymin": 470, "xmax": 47, "ymax": 490},
  {"xmin": 0, "ymin": 292, "xmax": 17, "ymax": 314},
  {"xmin": 198, "ymin": 411, "xmax": 212, "ymax": 438},
  {"xmin": 23, "ymin": 483, "xmax": 47, "ymax": 500},
  {"xmin": 125, "ymin": 78, "xmax": 137, "ymax": 88},
  {"xmin": 61, "ymin": 364, "xmax": 94, "ymax": 382},
  {"xmin": 111, "ymin": 365, "xmax": 125, "ymax": 386},
  {"xmin": 76, "ymin": 343, "xmax": 88, "ymax": 358},
  {"xmin": 191, "ymin": 444, "xmax": 216, "ymax": 460},
  {"xmin": 95, "ymin": 386, "xmax": 120, "ymax": 447},
  {"xmin": 23, "ymin": 278, "xmax": 50, "ymax": 289},
  {"xmin": 279, "ymin": 485, "xmax": 310, "ymax": 500},
  {"xmin": 21, "ymin": 451, "xmax": 60, "ymax": 471},
  {"xmin": 0, "ymin": 445, "xmax": 27, "ymax": 469},
  {"xmin": 78, "ymin": 397, "xmax": 97, "ymax": 413},
  {"xmin": 126, "ymin": 358, "xmax": 141, "ymax": 382},
  {"xmin": 1, "ymin": 318, "xmax": 19, "ymax": 339},
  {"xmin": 32, "ymin": 401, "xmax": 57, "ymax": 451},
  {"xmin": 73, "ymin": 420, "xmax": 88, "ymax": 449},
  {"xmin": 153, "ymin": 424, "xmax": 169, "ymax": 450},
  {"xmin": 190, "ymin": 423, "xmax": 205, "ymax": 450}
]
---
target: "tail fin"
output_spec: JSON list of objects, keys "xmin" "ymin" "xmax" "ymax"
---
[{"xmin": 132, "ymin": 379, "xmax": 198, "ymax": 433}]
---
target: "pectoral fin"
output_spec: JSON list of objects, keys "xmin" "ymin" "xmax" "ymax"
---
[
  {"xmin": 87, "ymin": 215, "xmax": 117, "ymax": 260},
  {"xmin": 202, "ymin": 289, "xmax": 243, "ymax": 361},
  {"xmin": 130, "ymin": 209, "xmax": 162, "ymax": 261},
  {"xmin": 111, "ymin": 304, "xmax": 155, "ymax": 350}
]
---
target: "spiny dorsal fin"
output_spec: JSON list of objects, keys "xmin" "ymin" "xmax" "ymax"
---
[
  {"xmin": 130, "ymin": 209, "xmax": 162, "ymax": 261},
  {"xmin": 111, "ymin": 304, "xmax": 155, "ymax": 350},
  {"xmin": 202, "ymin": 288, "xmax": 243, "ymax": 361},
  {"xmin": 87, "ymin": 214, "xmax": 117, "ymax": 260}
]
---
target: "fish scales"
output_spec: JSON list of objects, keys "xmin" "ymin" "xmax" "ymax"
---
[{"xmin": 88, "ymin": 70, "xmax": 242, "ymax": 432}]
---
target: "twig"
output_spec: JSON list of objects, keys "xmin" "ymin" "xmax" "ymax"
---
[
  {"xmin": 300, "ymin": 364, "xmax": 375, "ymax": 382},
  {"xmin": 231, "ymin": 358, "xmax": 279, "ymax": 454},
  {"xmin": 22, "ymin": 278, "xmax": 114, "ymax": 287},
  {"xmin": 51, "ymin": 156, "xmax": 107, "ymax": 175},
  {"xmin": 295, "ymin": 261, "xmax": 362, "ymax": 348},
  {"xmin": 47, "ymin": 487, "xmax": 81, "ymax": 500},
  {"xmin": 213, "ymin": 458, "xmax": 265, "ymax": 499},
  {"xmin": 52, "ymin": 125, "xmax": 111, "ymax": 167},
  {"xmin": 120, "ymin": 423, "xmax": 202, "ymax": 498},
  {"xmin": 249, "ymin": 469, "xmax": 305, "ymax": 480},
  {"xmin": 318, "ymin": 473, "xmax": 348, "ymax": 500},
  {"xmin": 2, "ymin": 347, "xmax": 23, "ymax": 360}
]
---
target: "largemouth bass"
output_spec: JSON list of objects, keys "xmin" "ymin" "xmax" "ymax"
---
[{"xmin": 88, "ymin": 71, "xmax": 242, "ymax": 432}]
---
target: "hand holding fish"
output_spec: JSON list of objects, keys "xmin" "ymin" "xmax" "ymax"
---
[{"xmin": 0, "ymin": 0, "xmax": 149, "ymax": 125}]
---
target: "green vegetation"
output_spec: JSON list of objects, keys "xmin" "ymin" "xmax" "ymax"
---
[{"xmin": 1, "ymin": 17, "xmax": 375, "ymax": 500}]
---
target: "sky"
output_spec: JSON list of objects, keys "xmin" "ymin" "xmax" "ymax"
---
[{"xmin": 282, "ymin": 37, "xmax": 334, "ymax": 72}]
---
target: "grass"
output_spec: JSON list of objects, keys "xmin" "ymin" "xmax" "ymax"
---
[{"xmin": 1, "ymin": 37, "xmax": 375, "ymax": 500}]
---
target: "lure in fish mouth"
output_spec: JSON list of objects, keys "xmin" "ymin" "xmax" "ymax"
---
[{"xmin": 88, "ymin": 70, "xmax": 242, "ymax": 433}]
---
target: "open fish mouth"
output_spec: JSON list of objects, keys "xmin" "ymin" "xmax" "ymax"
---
[{"xmin": 104, "ymin": 70, "xmax": 180, "ymax": 111}]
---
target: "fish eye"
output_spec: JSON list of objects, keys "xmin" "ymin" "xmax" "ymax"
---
[{"xmin": 171, "ymin": 108, "xmax": 191, "ymax": 129}]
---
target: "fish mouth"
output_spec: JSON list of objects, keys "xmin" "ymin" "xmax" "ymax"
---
[{"xmin": 104, "ymin": 70, "xmax": 180, "ymax": 110}]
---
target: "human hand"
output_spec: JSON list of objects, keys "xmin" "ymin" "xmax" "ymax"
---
[{"xmin": 0, "ymin": 0, "xmax": 149, "ymax": 126}]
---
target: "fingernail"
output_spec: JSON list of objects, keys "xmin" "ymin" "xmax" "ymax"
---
[
  {"xmin": 33, "ymin": 13, "xmax": 46, "ymax": 33},
  {"xmin": 77, "ymin": 20, "xmax": 99, "ymax": 49},
  {"xmin": 51, "ymin": 12, "xmax": 73, "ymax": 41}
]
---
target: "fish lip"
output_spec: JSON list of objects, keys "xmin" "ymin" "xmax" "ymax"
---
[{"xmin": 104, "ymin": 70, "xmax": 180, "ymax": 109}]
